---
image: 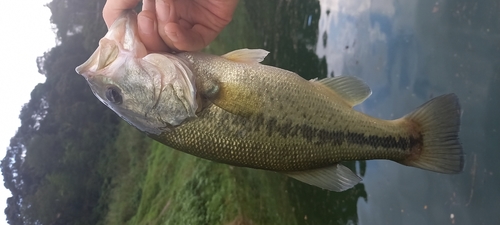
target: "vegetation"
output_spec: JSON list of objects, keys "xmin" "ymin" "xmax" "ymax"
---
[{"xmin": 1, "ymin": 0, "xmax": 366, "ymax": 224}]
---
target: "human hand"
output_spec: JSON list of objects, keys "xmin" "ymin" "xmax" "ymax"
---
[{"xmin": 103, "ymin": 0, "xmax": 238, "ymax": 52}]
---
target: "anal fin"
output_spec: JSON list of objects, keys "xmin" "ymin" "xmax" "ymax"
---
[{"xmin": 285, "ymin": 164, "xmax": 361, "ymax": 192}]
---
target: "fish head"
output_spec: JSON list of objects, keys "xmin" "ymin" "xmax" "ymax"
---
[{"xmin": 75, "ymin": 10, "xmax": 197, "ymax": 135}]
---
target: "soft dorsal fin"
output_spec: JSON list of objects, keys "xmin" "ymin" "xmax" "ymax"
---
[
  {"xmin": 222, "ymin": 49, "xmax": 269, "ymax": 63},
  {"xmin": 285, "ymin": 164, "xmax": 362, "ymax": 192},
  {"xmin": 314, "ymin": 76, "xmax": 372, "ymax": 107}
]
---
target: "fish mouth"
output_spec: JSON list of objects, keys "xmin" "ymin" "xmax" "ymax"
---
[
  {"xmin": 105, "ymin": 10, "xmax": 147, "ymax": 56},
  {"xmin": 75, "ymin": 10, "xmax": 147, "ymax": 77}
]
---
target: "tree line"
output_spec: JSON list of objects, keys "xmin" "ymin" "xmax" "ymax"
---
[{"xmin": 1, "ymin": 0, "xmax": 120, "ymax": 224}]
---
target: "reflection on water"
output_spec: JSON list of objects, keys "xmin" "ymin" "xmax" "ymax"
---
[{"xmin": 246, "ymin": 0, "xmax": 499, "ymax": 224}]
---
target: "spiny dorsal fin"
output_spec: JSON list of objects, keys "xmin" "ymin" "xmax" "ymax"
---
[
  {"xmin": 222, "ymin": 49, "xmax": 269, "ymax": 63},
  {"xmin": 285, "ymin": 164, "xmax": 362, "ymax": 192},
  {"xmin": 314, "ymin": 76, "xmax": 372, "ymax": 107}
]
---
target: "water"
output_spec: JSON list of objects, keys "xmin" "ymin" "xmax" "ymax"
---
[{"xmin": 244, "ymin": 0, "xmax": 499, "ymax": 224}]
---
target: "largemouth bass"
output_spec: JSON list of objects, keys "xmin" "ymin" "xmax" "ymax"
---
[{"xmin": 76, "ymin": 11, "xmax": 464, "ymax": 191}]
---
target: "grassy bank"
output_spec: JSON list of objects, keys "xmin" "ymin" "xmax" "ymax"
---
[{"xmin": 103, "ymin": 125, "xmax": 298, "ymax": 224}]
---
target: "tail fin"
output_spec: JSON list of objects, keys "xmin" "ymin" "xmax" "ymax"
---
[{"xmin": 403, "ymin": 94, "xmax": 464, "ymax": 174}]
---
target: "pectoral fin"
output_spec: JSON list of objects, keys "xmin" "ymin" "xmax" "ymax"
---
[
  {"xmin": 285, "ymin": 164, "xmax": 362, "ymax": 192},
  {"xmin": 222, "ymin": 49, "xmax": 269, "ymax": 63},
  {"xmin": 313, "ymin": 76, "xmax": 372, "ymax": 107},
  {"xmin": 208, "ymin": 82, "xmax": 262, "ymax": 117}
]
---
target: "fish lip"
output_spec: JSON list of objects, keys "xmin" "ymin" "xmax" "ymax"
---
[
  {"xmin": 110, "ymin": 10, "xmax": 147, "ymax": 57},
  {"xmin": 75, "ymin": 10, "xmax": 146, "ymax": 78}
]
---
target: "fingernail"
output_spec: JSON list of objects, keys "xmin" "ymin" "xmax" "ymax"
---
[
  {"xmin": 157, "ymin": 1, "xmax": 170, "ymax": 21},
  {"xmin": 166, "ymin": 30, "xmax": 179, "ymax": 42},
  {"xmin": 138, "ymin": 15, "xmax": 154, "ymax": 35}
]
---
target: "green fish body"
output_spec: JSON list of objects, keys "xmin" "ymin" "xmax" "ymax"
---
[{"xmin": 76, "ymin": 11, "xmax": 464, "ymax": 191}]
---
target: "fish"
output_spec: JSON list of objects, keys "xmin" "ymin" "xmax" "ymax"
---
[{"xmin": 75, "ymin": 10, "xmax": 464, "ymax": 192}]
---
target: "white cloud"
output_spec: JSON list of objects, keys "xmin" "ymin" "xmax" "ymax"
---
[{"xmin": 316, "ymin": 0, "xmax": 394, "ymax": 77}]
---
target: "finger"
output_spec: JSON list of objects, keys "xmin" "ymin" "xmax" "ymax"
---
[
  {"xmin": 142, "ymin": 0, "xmax": 155, "ymax": 11},
  {"xmin": 164, "ymin": 23, "xmax": 218, "ymax": 52},
  {"xmin": 137, "ymin": 10, "xmax": 171, "ymax": 52},
  {"xmin": 195, "ymin": 0, "xmax": 239, "ymax": 25},
  {"xmin": 155, "ymin": 0, "xmax": 177, "ymax": 50},
  {"xmin": 103, "ymin": 0, "xmax": 140, "ymax": 28},
  {"xmin": 156, "ymin": 0, "xmax": 176, "ymax": 22}
]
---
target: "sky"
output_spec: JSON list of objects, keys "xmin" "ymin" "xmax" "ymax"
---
[{"xmin": 0, "ymin": 0, "xmax": 55, "ymax": 224}]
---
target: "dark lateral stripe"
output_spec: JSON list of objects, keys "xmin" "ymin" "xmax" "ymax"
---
[{"xmin": 259, "ymin": 115, "xmax": 421, "ymax": 150}]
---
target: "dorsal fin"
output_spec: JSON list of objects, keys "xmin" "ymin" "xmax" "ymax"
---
[
  {"xmin": 314, "ymin": 76, "xmax": 372, "ymax": 107},
  {"xmin": 222, "ymin": 49, "xmax": 269, "ymax": 63}
]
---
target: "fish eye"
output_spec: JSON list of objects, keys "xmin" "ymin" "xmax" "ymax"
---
[{"xmin": 106, "ymin": 86, "xmax": 123, "ymax": 104}]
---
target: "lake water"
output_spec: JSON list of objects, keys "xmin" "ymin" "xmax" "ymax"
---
[{"xmin": 244, "ymin": 0, "xmax": 499, "ymax": 224}]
